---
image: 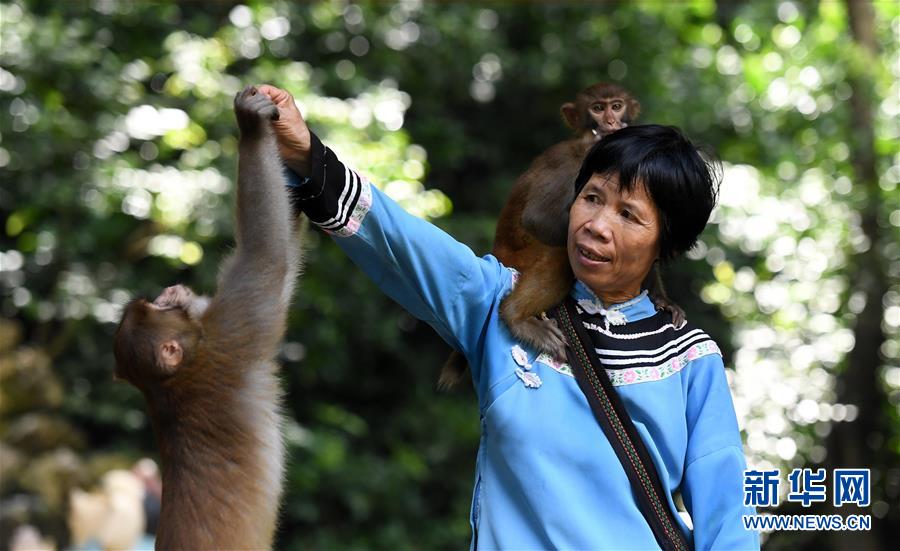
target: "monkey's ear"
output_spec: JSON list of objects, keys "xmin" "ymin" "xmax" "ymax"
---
[
  {"xmin": 560, "ymin": 102, "xmax": 579, "ymax": 129},
  {"xmin": 628, "ymin": 99, "xmax": 641, "ymax": 123},
  {"xmin": 157, "ymin": 340, "xmax": 184, "ymax": 373}
]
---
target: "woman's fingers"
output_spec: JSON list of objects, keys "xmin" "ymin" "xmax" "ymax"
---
[{"xmin": 258, "ymin": 85, "xmax": 312, "ymax": 174}]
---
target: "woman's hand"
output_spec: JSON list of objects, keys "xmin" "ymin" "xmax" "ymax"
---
[{"xmin": 258, "ymin": 85, "xmax": 312, "ymax": 175}]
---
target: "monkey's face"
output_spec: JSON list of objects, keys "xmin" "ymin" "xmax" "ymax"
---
[
  {"xmin": 567, "ymin": 172, "xmax": 661, "ymax": 304},
  {"xmin": 114, "ymin": 288, "xmax": 204, "ymax": 388},
  {"xmin": 589, "ymin": 98, "xmax": 628, "ymax": 138}
]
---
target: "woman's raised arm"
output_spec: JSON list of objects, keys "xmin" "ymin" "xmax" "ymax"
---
[{"xmin": 260, "ymin": 85, "xmax": 511, "ymax": 381}]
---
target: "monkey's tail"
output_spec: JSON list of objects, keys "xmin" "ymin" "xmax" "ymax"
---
[{"xmin": 437, "ymin": 350, "xmax": 469, "ymax": 390}]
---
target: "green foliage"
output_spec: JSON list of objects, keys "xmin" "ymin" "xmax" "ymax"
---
[{"xmin": 1, "ymin": 1, "xmax": 897, "ymax": 549}]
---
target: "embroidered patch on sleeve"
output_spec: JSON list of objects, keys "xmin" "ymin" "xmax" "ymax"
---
[{"xmin": 320, "ymin": 169, "xmax": 373, "ymax": 238}]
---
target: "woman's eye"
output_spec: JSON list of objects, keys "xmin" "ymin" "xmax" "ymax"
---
[
  {"xmin": 585, "ymin": 194, "xmax": 599, "ymax": 203},
  {"xmin": 621, "ymin": 210, "xmax": 633, "ymax": 219}
]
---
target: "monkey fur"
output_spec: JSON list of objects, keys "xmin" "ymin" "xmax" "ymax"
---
[
  {"xmin": 113, "ymin": 86, "xmax": 301, "ymax": 550},
  {"xmin": 439, "ymin": 83, "xmax": 684, "ymax": 389}
]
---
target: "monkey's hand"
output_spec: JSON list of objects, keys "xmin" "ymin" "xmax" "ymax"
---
[
  {"xmin": 258, "ymin": 84, "xmax": 311, "ymax": 176},
  {"xmin": 153, "ymin": 284, "xmax": 210, "ymax": 320},
  {"xmin": 654, "ymin": 297, "xmax": 687, "ymax": 330},
  {"xmin": 511, "ymin": 317, "xmax": 568, "ymax": 363},
  {"xmin": 153, "ymin": 284, "xmax": 196, "ymax": 309},
  {"xmin": 234, "ymin": 85, "xmax": 279, "ymax": 138}
]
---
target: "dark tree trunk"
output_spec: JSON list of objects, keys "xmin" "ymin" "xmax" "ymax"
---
[
  {"xmin": 821, "ymin": 1, "xmax": 893, "ymax": 549},
  {"xmin": 714, "ymin": 0, "xmax": 749, "ymax": 33}
]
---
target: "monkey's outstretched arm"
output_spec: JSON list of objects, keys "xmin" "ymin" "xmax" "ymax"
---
[{"xmin": 204, "ymin": 86, "xmax": 300, "ymax": 360}]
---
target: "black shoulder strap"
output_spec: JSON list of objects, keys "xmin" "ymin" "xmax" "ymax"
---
[{"xmin": 552, "ymin": 297, "xmax": 691, "ymax": 551}]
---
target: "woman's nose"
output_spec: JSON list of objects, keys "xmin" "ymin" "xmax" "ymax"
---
[{"xmin": 584, "ymin": 210, "xmax": 613, "ymax": 240}]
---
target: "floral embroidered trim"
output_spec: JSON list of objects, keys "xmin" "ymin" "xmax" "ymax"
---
[
  {"xmin": 535, "ymin": 352, "xmax": 573, "ymax": 377},
  {"xmin": 606, "ymin": 341, "xmax": 721, "ymax": 386},
  {"xmin": 536, "ymin": 340, "xmax": 721, "ymax": 386},
  {"xmin": 325, "ymin": 176, "xmax": 373, "ymax": 237}
]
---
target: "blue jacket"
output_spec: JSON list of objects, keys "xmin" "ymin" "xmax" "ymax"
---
[{"xmin": 289, "ymin": 134, "xmax": 759, "ymax": 550}]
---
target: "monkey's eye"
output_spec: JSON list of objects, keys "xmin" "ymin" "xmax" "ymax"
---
[
  {"xmin": 612, "ymin": 102, "xmax": 624, "ymax": 111},
  {"xmin": 590, "ymin": 104, "xmax": 603, "ymax": 113}
]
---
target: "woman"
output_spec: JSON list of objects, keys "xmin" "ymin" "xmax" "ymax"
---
[{"xmin": 260, "ymin": 84, "xmax": 758, "ymax": 550}]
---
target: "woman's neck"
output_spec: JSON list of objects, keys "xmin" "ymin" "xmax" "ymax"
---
[{"xmin": 581, "ymin": 282, "xmax": 643, "ymax": 307}]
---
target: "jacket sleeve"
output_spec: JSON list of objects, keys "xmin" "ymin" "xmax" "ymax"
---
[
  {"xmin": 681, "ymin": 353, "xmax": 760, "ymax": 550},
  {"xmin": 285, "ymin": 133, "xmax": 509, "ymax": 381}
]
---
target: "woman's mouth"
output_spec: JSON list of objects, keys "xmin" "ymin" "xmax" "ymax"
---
[{"xmin": 579, "ymin": 247, "xmax": 611, "ymax": 263}]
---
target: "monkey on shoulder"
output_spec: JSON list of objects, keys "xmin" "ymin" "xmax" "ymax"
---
[
  {"xmin": 114, "ymin": 86, "xmax": 299, "ymax": 550},
  {"xmin": 439, "ymin": 82, "xmax": 683, "ymax": 388},
  {"xmin": 516, "ymin": 83, "xmax": 640, "ymax": 247}
]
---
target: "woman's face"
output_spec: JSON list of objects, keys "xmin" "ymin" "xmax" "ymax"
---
[{"xmin": 567, "ymin": 172, "xmax": 661, "ymax": 305}]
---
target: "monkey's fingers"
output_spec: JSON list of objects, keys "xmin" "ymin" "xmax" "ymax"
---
[
  {"xmin": 508, "ymin": 317, "xmax": 568, "ymax": 362},
  {"xmin": 545, "ymin": 319, "xmax": 569, "ymax": 362},
  {"xmin": 671, "ymin": 307, "xmax": 687, "ymax": 330},
  {"xmin": 660, "ymin": 302, "xmax": 687, "ymax": 330},
  {"xmin": 649, "ymin": 290, "xmax": 687, "ymax": 330}
]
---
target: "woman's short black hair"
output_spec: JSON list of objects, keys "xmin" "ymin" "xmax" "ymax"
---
[{"xmin": 573, "ymin": 124, "xmax": 721, "ymax": 262}]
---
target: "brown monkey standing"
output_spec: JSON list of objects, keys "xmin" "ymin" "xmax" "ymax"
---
[
  {"xmin": 113, "ymin": 86, "xmax": 300, "ymax": 549},
  {"xmin": 439, "ymin": 82, "xmax": 684, "ymax": 388}
]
